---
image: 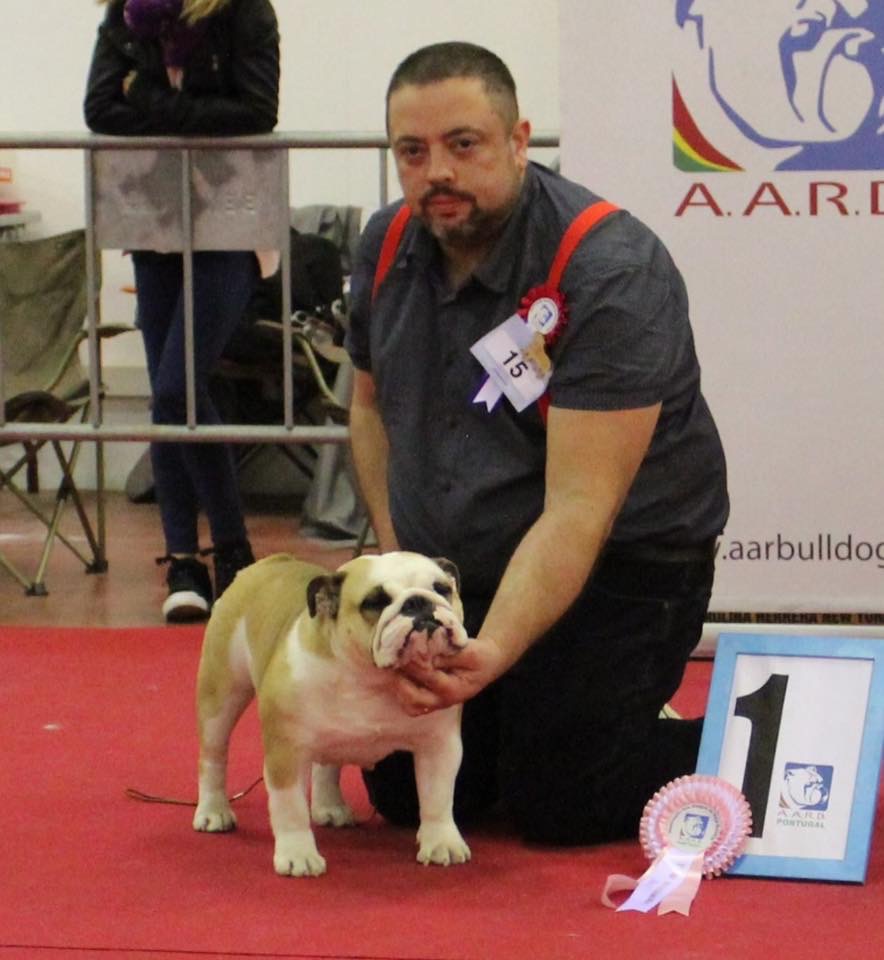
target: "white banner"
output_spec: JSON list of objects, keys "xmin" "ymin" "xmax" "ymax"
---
[{"xmin": 559, "ymin": 2, "xmax": 884, "ymax": 621}]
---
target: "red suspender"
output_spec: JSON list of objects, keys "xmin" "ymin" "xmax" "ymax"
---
[
  {"xmin": 371, "ymin": 204, "xmax": 412, "ymax": 302},
  {"xmin": 545, "ymin": 200, "xmax": 619, "ymax": 288},
  {"xmin": 369, "ymin": 198, "xmax": 620, "ymax": 422},
  {"xmin": 537, "ymin": 199, "xmax": 619, "ymax": 423}
]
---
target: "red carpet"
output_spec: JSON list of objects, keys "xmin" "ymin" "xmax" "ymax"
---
[{"xmin": 1, "ymin": 625, "xmax": 881, "ymax": 960}]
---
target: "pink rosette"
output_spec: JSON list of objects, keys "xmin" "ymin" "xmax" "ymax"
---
[{"xmin": 640, "ymin": 774, "xmax": 752, "ymax": 878}]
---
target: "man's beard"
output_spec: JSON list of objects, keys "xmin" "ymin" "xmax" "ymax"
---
[{"xmin": 419, "ymin": 182, "xmax": 521, "ymax": 250}]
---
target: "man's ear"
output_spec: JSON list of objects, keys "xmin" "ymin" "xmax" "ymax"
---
[
  {"xmin": 511, "ymin": 117, "xmax": 531, "ymax": 171},
  {"xmin": 434, "ymin": 557, "xmax": 461, "ymax": 593},
  {"xmin": 307, "ymin": 573, "xmax": 345, "ymax": 618}
]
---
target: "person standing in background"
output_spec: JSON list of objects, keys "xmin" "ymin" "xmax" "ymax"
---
[{"xmin": 84, "ymin": 0, "xmax": 280, "ymax": 622}]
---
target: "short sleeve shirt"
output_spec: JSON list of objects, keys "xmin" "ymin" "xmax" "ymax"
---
[{"xmin": 347, "ymin": 163, "xmax": 728, "ymax": 595}]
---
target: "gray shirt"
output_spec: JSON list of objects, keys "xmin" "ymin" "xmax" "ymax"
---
[{"xmin": 347, "ymin": 163, "xmax": 728, "ymax": 595}]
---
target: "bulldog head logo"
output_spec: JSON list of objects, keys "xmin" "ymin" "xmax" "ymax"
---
[
  {"xmin": 780, "ymin": 763, "xmax": 834, "ymax": 811},
  {"xmin": 674, "ymin": 1, "xmax": 884, "ymax": 170}
]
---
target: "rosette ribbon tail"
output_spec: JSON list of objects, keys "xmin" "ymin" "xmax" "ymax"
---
[
  {"xmin": 658, "ymin": 852, "xmax": 704, "ymax": 916},
  {"xmin": 601, "ymin": 874, "xmax": 640, "ymax": 909},
  {"xmin": 603, "ymin": 848, "xmax": 704, "ymax": 916},
  {"xmin": 473, "ymin": 377, "xmax": 502, "ymax": 412}
]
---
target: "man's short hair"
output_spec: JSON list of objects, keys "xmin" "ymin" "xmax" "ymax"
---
[{"xmin": 386, "ymin": 42, "xmax": 520, "ymax": 130}]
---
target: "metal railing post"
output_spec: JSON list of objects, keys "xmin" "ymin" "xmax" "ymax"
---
[
  {"xmin": 378, "ymin": 147, "xmax": 389, "ymax": 207},
  {"xmin": 280, "ymin": 154, "xmax": 294, "ymax": 430},
  {"xmin": 83, "ymin": 148, "xmax": 102, "ymax": 426},
  {"xmin": 83, "ymin": 146, "xmax": 107, "ymax": 568},
  {"xmin": 180, "ymin": 148, "xmax": 197, "ymax": 429}
]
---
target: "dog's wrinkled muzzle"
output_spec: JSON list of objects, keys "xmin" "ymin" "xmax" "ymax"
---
[{"xmin": 373, "ymin": 592, "xmax": 468, "ymax": 669}]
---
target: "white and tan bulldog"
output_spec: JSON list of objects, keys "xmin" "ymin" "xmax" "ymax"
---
[{"xmin": 192, "ymin": 551, "xmax": 471, "ymax": 877}]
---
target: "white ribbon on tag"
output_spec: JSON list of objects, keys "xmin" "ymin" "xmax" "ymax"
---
[
  {"xmin": 470, "ymin": 314, "xmax": 550, "ymax": 413},
  {"xmin": 473, "ymin": 377, "xmax": 503, "ymax": 412}
]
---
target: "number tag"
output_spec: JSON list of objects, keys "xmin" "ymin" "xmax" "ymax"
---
[{"xmin": 470, "ymin": 314, "xmax": 550, "ymax": 412}]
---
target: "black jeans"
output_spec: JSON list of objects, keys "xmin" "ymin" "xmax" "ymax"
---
[{"xmin": 363, "ymin": 546, "xmax": 715, "ymax": 845}]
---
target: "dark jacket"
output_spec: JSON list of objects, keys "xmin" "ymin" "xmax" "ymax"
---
[{"xmin": 84, "ymin": 0, "xmax": 279, "ymax": 135}]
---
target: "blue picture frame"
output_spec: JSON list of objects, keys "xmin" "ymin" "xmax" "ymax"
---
[{"xmin": 697, "ymin": 633, "xmax": 884, "ymax": 882}]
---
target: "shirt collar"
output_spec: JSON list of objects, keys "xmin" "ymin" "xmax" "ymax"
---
[{"xmin": 473, "ymin": 165, "xmax": 538, "ymax": 294}]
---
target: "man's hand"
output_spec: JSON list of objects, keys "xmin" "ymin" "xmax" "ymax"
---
[{"xmin": 393, "ymin": 637, "xmax": 510, "ymax": 716}]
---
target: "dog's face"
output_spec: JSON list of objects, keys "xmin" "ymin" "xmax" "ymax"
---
[{"xmin": 306, "ymin": 552, "xmax": 468, "ymax": 668}]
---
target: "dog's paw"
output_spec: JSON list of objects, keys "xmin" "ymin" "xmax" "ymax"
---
[
  {"xmin": 416, "ymin": 823, "xmax": 471, "ymax": 867},
  {"xmin": 193, "ymin": 799, "xmax": 237, "ymax": 833},
  {"xmin": 311, "ymin": 800, "xmax": 357, "ymax": 827},
  {"xmin": 273, "ymin": 831, "xmax": 327, "ymax": 877}
]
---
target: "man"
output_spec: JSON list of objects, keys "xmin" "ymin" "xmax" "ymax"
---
[
  {"xmin": 346, "ymin": 42, "xmax": 728, "ymax": 844},
  {"xmin": 677, "ymin": 0, "xmax": 883, "ymax": 169}
]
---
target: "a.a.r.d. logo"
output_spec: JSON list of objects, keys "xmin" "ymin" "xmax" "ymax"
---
[
  {"xmin": 526, "ymin": 298, "xmax": 560, "ymax": 337},
  {"xmin": 679, "ymin": 812, "xmax": 712, "ymax": 844},
  {"xmin": 780, "ymin": 763, "xmax": 834, "ymax": 811},
  {"xmin": 673, "ymin": 1, "xmax": 884, "ymax": 171}
]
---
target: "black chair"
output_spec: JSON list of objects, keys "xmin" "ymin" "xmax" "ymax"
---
[{"xmin": 212, "ymin": 216, "xmax": 355, "ymax": 484}]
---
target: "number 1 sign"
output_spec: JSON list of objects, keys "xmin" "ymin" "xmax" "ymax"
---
[{"xmin": 696, "ymin": 634, "xmax": 884, "ymax": 881}]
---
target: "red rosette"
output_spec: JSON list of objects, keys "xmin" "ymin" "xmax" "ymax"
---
[
  {"xmin": 639, "ymin": 774, "xmax": 752, "ymax": 878},
  {"xmin": 518, "ymin": 284, "xmax": 568, "ymax": 345}
]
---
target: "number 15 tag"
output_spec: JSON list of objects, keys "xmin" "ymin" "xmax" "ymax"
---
[{"xmin": 470, "ymin": 314, "xmax": 550, "ymax": 413}]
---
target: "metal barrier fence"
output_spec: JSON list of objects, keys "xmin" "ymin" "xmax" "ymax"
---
[{"xmin": 0, "ymin": 130, "xmax": 559, "ymax": 448}]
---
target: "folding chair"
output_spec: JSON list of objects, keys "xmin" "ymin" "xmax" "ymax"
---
[{"xmin": 0, "ymin": 229, "xmax": 133, "ymax": 594}]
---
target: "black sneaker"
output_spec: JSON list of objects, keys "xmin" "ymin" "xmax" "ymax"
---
[
  {"xmin": 157, "ymin": 555, "xmax": 213, "ymax": 623},
  {"xmin": 212, "ymin": 540, "xmax": 256, "ymax": 599}
]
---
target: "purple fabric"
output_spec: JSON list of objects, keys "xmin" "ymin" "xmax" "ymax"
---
[
  {"xmin": 123, "ymin": 0, "xmax": 208, "ymax": 68},
  {"xmin": 123, "ymin": 0, "xmax": 183, "ymax": 37}
]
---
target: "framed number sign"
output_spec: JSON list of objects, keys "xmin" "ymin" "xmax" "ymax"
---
[{"xmin": 696, "ymin": 634, "xmax": 884, "ymax": 882}]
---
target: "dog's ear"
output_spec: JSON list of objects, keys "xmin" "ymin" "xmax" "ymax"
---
[
  {"xmin": 434, "ymin": 557, "xmax": 461, "ymax": 592},
  {"xmin": 307, "ymin": 573, "xmax": 344, "ymax": 619}
]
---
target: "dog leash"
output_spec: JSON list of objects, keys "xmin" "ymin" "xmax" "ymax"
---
[
  {"xmin": 124, "ymin": 777, "xmax": 264, "ymax": 807},
  {"xmin": 124, "ymin": 778, "xmax": 380, "ymax": 824}
]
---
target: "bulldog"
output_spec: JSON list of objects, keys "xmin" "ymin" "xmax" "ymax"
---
[{"xmin": 192, "ymin": 551, "xmax": 471, "ymax": 877}]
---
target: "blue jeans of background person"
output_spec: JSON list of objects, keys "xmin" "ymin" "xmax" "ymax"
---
[
  {"xmin": 363, "ymin": 546, "xmax": 715, "ymax": 845},
  {"xmin": 132, "ymin": 250, "xmax": 257, "ymax": 555}
]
